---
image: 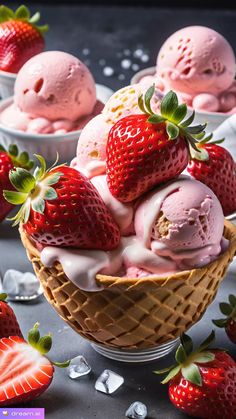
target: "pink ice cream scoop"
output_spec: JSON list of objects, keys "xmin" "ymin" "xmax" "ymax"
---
[
  {"xmin": 0, "ymin": 51, "xmax": 98, "ymax": 134},
  {"xmin": 157, "ymin": 26, "xmax": 235, "ymax": 96},
  {"xmin": 71, "ymin": 114, "xmax": 111, "ymax": 178},
  {"xmin": 134, "ymin": 177, "xmax": 227, "ymax": 270},
  {"xmin": 14, "ymin": 51, "xmax": 96, "ymax": 121}
]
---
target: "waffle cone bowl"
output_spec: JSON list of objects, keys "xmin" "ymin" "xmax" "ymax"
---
[{"xmin": 20, "ymin": 220, "xmax": 236, "ymax": 356}]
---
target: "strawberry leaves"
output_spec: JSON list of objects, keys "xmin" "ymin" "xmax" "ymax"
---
[
  {"xmin": 0, "ymin": 5, "xmax": 49, "ymax": 34},
  {"xmin": 213, "ymin": 295, "xmax": 236, "ymax": 328},
  {"xmin": 154, "ymin": 331, "xmax": 216, "ymax": 386},
  {"xmin": 138, "ymin": 86, "xmax": 209, "ymax": 155},
  {"xmin": 3, "ymin": 154, "xmax": 63, "ymax": 225}
]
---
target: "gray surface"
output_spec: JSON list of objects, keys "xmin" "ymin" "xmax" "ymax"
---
[
  {"xmin": 0, "ymin": 220, "xmax": 236, "ymax": 419},
  {"xmin": 2, "ymin": 3, "xmax": 236, "ymax": 418}
]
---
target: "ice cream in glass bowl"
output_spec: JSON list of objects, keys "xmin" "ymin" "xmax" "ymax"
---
[
  {"xmin": 0, "ymin": 51, "xmax": 106, "ymax": 162},
  {"xmin": 10, "ymin": 86, "xmax": 235, "ymax": 363},
  {"xmin": 131, "ymin": 26, "xmax": 236, "ymax": 135}
]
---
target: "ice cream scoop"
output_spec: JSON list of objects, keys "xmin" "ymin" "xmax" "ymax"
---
[
  {"xmin": 138, "ymin": 26, "xmax": 236, "ymax": 113},
  {"xmin": 71, "ymin": 114, "xmax": 111, "ymax": 178},
  {"xmin": 103, "ymin": 83, "xmax": 163, "ymax": 124},
  {"xmin": 0, "ymin": 51, "xmax": 99, "ymax": 134},
  {"xmin": 134, "ymin": 177, "xmax": 227, "ymax": 269}
]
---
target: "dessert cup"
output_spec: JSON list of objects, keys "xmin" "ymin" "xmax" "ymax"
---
[
  {"xmin": 0, "ymin": 70, "xmax": 16, "ymax": 99},
  {"xmin": 20, "ymin": 220, "xmax": 236, "ymax": 363},
  {"xmin": 131, "ymin": 67, "xmax": 228, "ymax": 133},
  {"xmin": 0, "ymin": 84, "xmax": 113, "ymax": 162}
]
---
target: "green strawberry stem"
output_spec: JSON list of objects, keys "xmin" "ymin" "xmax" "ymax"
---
[
  {"xmin": 0, "ymin": 293, "xmax": 7, "ymax": 302},
  {"xmin": 213, "ymin": 295, "xmax": 236, "ymax": 328},
  {"xmin": 3, "ymin": 154, "xmax": 64, "ymax": 226},
  {"xmin": 27, "ymin": 323, "xmax": 70, "ymax": 368},
  {"xmin": 138, "ymin": 86, "xmax": 213, "ymax": 161},
  {"xmin": 0, "ymin": 5, "xmax": 49, "ymax": 35},
  {"xmin": 154, "ymin": 331, "xmax": 216, "ymax": 386},
  {"xmin": 0, "ymin": 144, "xmax": 34, "ymax": 171}
]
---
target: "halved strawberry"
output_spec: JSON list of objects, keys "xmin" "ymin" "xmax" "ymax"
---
[
  {"xmin": 0, "ymin": 5, "xmax": 48, "ymax": 73},
  {"xmin": 0, "ymin": 323, "xmax": 69, "ymax": 406},
  {"xmin": 155, "ymin": 331, "xmax": 236, "ymax": 418},
  {"xmin": 106, "ymin": 86, "xmax": 208, "ymax": 203},
  {"xmin": 3, "ymin": 155, "xmax": 120, "ymax": 250}
]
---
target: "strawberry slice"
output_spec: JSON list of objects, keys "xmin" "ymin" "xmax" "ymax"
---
[{"xmin": 0, "ymin": 324, "xmax": 69, "ymax": 406}]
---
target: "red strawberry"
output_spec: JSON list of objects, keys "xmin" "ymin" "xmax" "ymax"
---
[
  {"xmin": 155, "ymin": 331, "xmax": 236, "ymax": 418},
  {"xmin": 3, "ymin": 155, "xmax": 120, "ymax": 250},
  {"xmin": 187, "ymin": 142, "xmax": 236, "ymax": 216},
  {"xmin": 0, "ymin": 144, "xmax": 34, "ymax": 222},
  {"xmin": 0, "ymin": 323, "xmax": 69, "ymax": 406},
  {"xmin": 0, "ymin": 5, "xmax": 48, "ymax": 73},
  {"xmin": 106, "ymin": 87, "xmax": 208, "ymax": 203},
  {"xmin": 213, "ymin": 294, "xmax": 236, "ymax": 344},
  {"xmin": 0, "ymin": 293, "xmax": 22, "ymax": 339}
]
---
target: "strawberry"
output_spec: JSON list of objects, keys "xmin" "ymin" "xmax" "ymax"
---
[
  {"xmin": 213, "ymin": 294, "xmax": 236, "ymax": 343},
  {"xmin": 0, "ymin": 323, "xmax": 69, "ymax": 406},
  {"xmin": 187, "ymin": 140, "xmax": 236, "ymax": 216},
  {"xmin": 106, "ymin": 86, "xmax": 209, "ymax": 203},
  {"xmin": 155, "ymin": 331, "xmax": 236, "ymax": 418},
  {"xmin": 0, "ymin": 144, "xmax": 34, "ymax": 223},
  {"xmin": 0, "ymin": 5, "xmax": 48, "ymax": 73},
  {"xmin": 3, "ymin": 155, "xmax": 120, "ymax": 250},
  {"xmin": 0, "ymin": 293, "xmax": 22, "ymax": 339}
]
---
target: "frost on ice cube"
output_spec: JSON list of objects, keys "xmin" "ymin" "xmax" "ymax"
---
[
  {"xmin": 125, "ymin": 401, "xmax": 148, "ymax": 419},
  {"xmin": 67, "ymin": 355, "xmax": 91, "ymax": 379},
  {"xmin": 95, "ymin": 369, "xmax": 124, "ymax": 394},
  {"xmin": 2, "ymin": 270, "xmax": 41, "ymax": 298}
]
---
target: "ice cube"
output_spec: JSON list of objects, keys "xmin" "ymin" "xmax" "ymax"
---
[
  {"xmin": 95, "ymin": 369, "xmax": 124, "ymax": 394},
  {"xmin": 2, "ymin": 270, "xmax": 42, "ymax": 300},
  {"xmin": 125, "ymin": 401, "xmax": 148, "ymax": 419},
  {"xmin": 67, "ymin": 355, "xmax": 91, "ymax": 379},
  {"xmin": 2, "ymin": 270, "xmax": 22, "ymax": 295}
]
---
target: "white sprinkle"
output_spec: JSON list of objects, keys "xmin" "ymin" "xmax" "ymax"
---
[
  {"xmin": 133, "ymin": 48, "xmax": 144, "ymax": 58},
  {"xmin": 121, "ymin": 59, "xmax": 132, "ymax": 70},
  {"xmin": 123, "ymin": 49, "xmax": 131, "ymax": 56},
  {"xmin": 99, "ymin": 59, "xmax": 106, "ymax": 66},
  {"xmin": 82, "ymin": 48, "xmax": 90, "ymax": 56},
  {"xmin": 132, "ymin": 63, "xmax": 140, "ymax": 71},
  {"xmin": 84, "ymin": 59, "xmax": 90, "ymax": 66},
  {"xmin": 118, "ymin": 74, "xmax": 125, "ymax": 80},
  {"xmin": 103, "ymin": 66, "xmax": 114, "ymax": 77},
  {"xmin": 141, "ymin": 54, "xmax": 149, "ymax": 63}
]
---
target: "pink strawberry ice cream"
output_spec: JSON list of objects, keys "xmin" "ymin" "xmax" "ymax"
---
[
  {"xmin": 139, "ymin": 26, "xmax": 236, "ymax": 113},
  {"xmin": 40, "ymin": 176, "xmax": 228, "ymax": 291},
  {"xmin": 0, "ymin": 51, "xmax": 102, "ymax": 134},
  {"xmin": 135, "ymin": 177, "xmax": 227, "ymax": 270},
  {"xmin": 71, "ymin": 114, "xmax": 111, "ymax": 178}
]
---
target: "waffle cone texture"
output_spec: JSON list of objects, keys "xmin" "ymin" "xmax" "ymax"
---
[{"xmin": 20, "ymin": 221, "xmax": 236, "ymax": 350}]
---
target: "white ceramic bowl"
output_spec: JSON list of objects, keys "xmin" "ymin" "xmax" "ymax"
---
[
  {"xmin": 0, "ymin": 70, "xmax": 16, "ymax": 99},
  {"xmin": 131, "ymin": 66, "xmax": 228, "ymax": 133},
  {"xmin": 0, "ymin": 84, "xmax": 113, "ymax": 162}
]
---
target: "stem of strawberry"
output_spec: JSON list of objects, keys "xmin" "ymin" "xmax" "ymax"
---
[
  {"xmin": 0, "ymin": 293, "xmax": 7, "ymax": 302},
  {"xmin": 138, "ymin": 86, "xmax": 212, "ymax": 160},
  {"xmin": 0, "ymin": 144, "xmax": 34, "ymax": 171},
  {"xmin": 27, "ymin": 324, "xmax": 70, "ymax": 368},
  {"xmin": 0, "ymin": 5, "xmax": 49, "ymax": 35},
  {"xmin": 154, "ymin": 331, "xmax": 216, "ymax": 386}
]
